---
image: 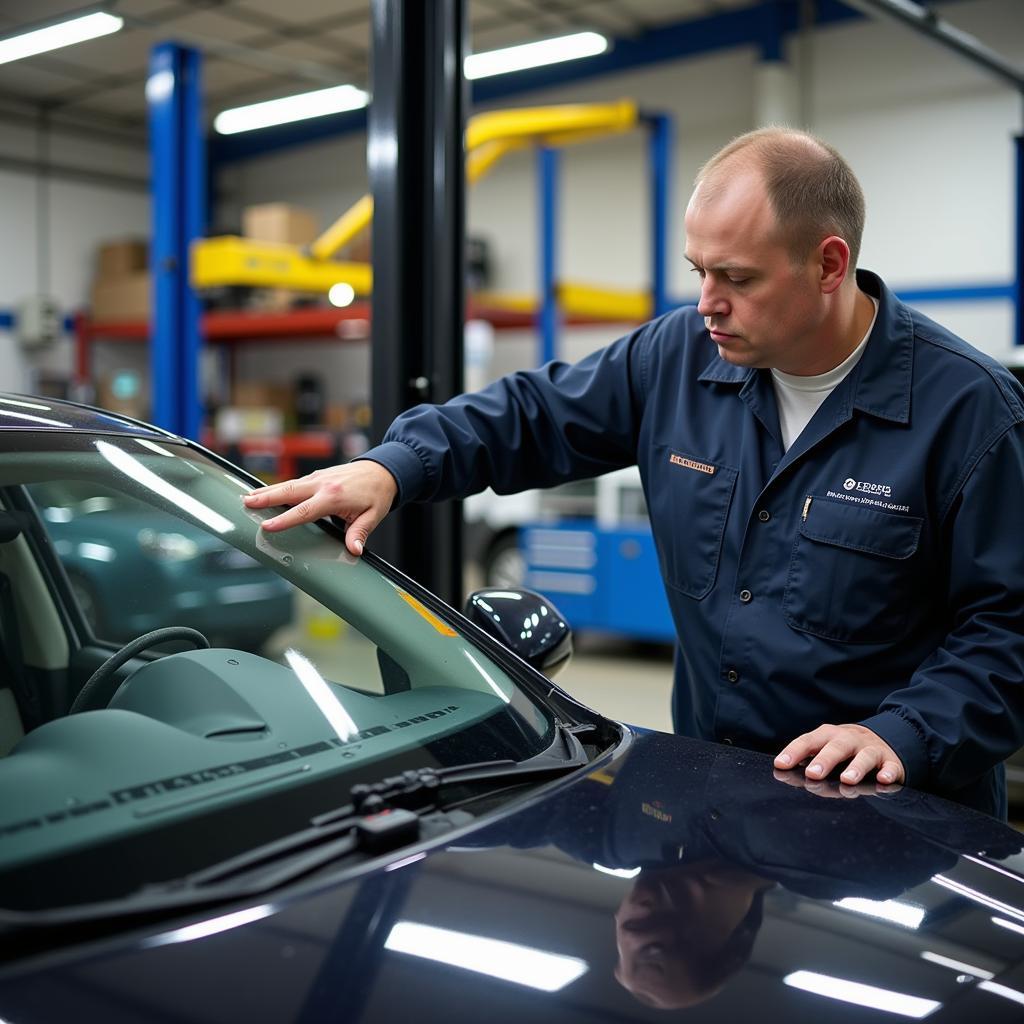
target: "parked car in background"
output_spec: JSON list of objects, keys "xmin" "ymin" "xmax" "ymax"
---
[
  {"xmin": 2, "ymin": 393, "xmax": 1024, "ymax": 1023},
  {"xmin": 26, "ymin": 479, "xmax": 293, "ymax": 649}
]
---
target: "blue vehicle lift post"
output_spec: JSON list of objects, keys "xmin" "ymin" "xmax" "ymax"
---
[
  {"xmin": 538, "ymin": 146, "xmax": 560, "ymax": 365},
  {"xmin": 648, "ymin": 113, "xmax": 673, "ymax": 319},
  {"xmin": 148, "ymin": 42, "xmax": 205, "ymax": 440},
  {"xmin": 1016, "ymin": 133, "xmax": 1023, "ymax": 348}
]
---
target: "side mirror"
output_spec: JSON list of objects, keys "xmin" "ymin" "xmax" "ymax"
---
[{"xmin": 464, "ymin": 588, "xmax": 573, "ymax": 678}]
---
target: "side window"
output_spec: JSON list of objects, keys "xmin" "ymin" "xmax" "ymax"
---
[{"xmin": 26, "ymin": 481, "xmax": 387, "ymax": 694}]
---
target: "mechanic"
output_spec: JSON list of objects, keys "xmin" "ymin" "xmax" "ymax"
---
[{"xmin": 244, "ymin": 127, "xmax": 1024, "ymax": 819}]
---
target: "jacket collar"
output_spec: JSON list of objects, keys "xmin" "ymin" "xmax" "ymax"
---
[{"xmin": 696, "ymin": 269, "xmax": 914, "ymax": 425}]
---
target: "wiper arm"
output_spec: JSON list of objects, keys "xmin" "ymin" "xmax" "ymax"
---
[
  {"xmin": 0, "ymin": 723, "xmax": 593, "ymax": 928},
  {"xmin": 314, "ymin": 719, "xmax": 592, "ymax": 825}
]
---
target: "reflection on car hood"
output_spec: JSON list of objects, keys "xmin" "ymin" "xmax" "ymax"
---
[{"xmin": 2, "ymin": 732, "xmax": 1024, "ymax": 1023}]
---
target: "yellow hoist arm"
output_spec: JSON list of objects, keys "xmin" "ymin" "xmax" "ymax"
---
[{"xmin": 192, "ymin": 100, "xmax": 641, "ymax": 293}]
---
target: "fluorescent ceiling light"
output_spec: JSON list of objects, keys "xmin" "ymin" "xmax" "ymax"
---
[
  {"xmin": 0, "ymin": 11, "xmax": 122, "ymax": 66},
  {"xmin": 465, "ymin": 32, "xmax": 608, "ymax": 80},
  {"xmin": 214, "ymin": 31, "xmax": 606, "ymax": 135},
  {"xmin": 991, "ymin": 915, "xmax": 1024, "ymax": 937},
  {"xmin": 932, "ymin": 875, "xmax": 1024, "ymax": 925},
  {"xmin": 386, "ymin": 921, "xmax": 588, "ymax": 992},
  {"xmin": 833, "ymin": 897, "xmax": 925, "ymax": 930},
  {"xmin": 215, "ymin": 84, "xmax": 368, "ymax": 135},
  {"xmin": 920, "ymin": 951, "xmax": 993, "ymax": 979},
  {"xmin": 145, "ymin": 905, "xmax": 274, "ymax": 947},
  {"xmin": 95, "ymin": 440, "xmax": 234, "ymax": 535},
  {"xmin": 784, "ymin": 971, "xmax": 940, "ymax": 1019},
  {"xmin": 284, "ymin": 648, "xmax": 358, "ymax": 741},
  {"xmin": 593, "ymin": 863, "xmax": 641, "ymax": 879},
  {"xmin": 979, "ymin": 981, "xmax": 1024, "ymax": 1006}
]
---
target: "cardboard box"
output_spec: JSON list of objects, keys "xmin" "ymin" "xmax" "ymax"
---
[
  {"xmin": 97, "ymin": 239, "xmax": 147, "ymax": 279},
  {"xmin": 242, "ymin": 203, "xmax": 319, "ymax": 246},
  {"xmin": 233, "ymin": 380, "xmax": 293, "ymax": 413},
  {"xmin": 90, "ymin": 271, "xmax": 150, "ymax": 322}
]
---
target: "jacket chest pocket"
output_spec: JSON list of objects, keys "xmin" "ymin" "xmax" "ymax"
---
[
  {"xmin": 783, "ymin": 497, "xmax": 923, "ymax": 644},
  {"xmin": 653, "ymin": 448, "xmax": 739, "ymax": 599}
]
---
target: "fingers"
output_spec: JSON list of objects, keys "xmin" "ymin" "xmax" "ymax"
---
[
  {"xmin": 773, "ymin": 725, "xmax": 831, "ymax": 772},
  {"xmin": 243, "ymin": 473, "xmax": 319, "ymax": 509},
  {"xmin": 343, "ymin": 508, "xmax": 383, "ymax": 557},
  {"xmin": 774, "ymin": 723, "xmax": 905, "ymax": 787}
]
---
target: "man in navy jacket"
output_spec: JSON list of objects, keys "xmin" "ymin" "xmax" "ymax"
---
[{"xmin": 245, "ymin": 127, "xmax": 1024, "ymax": 818}]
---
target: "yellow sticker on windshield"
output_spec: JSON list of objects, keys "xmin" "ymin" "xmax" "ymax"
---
[{"xmin": 397, "ymin": 590, "xmax": 459, "ymax": 637}]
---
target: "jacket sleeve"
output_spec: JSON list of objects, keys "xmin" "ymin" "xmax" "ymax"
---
[
  {"xmin": 862, "ymin": 423, "xmax": 1024, "ymax": 795},
  {"xmin": 356, "ymin": 324, "xmax": 652, "ymax": 506}
]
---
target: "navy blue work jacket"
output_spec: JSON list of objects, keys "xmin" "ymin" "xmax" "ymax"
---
[{"xmin": 363, "ymin": 271, "xmax": 1024, "ymax": 818}]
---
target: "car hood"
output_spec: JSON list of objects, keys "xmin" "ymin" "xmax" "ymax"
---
[{"xmin": 2, "ymin": 732, "xmax": 1024, "ymax": 1023}]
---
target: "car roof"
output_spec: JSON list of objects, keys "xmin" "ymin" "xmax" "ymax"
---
[{"xmin": 0, "ymin": 393, "xmax": 177, "ymax": 441}]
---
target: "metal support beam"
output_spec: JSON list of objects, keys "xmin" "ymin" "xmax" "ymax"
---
[
  {"xmin": 538, "ymin": 146, "xmax": 560, "ymax": 365},
  {"xmin": 368, "ymin": 0, "xmax": 466, "ymax": 604},
  {"xmin": 1016, "ymin": 135, "xmax": 1023, "ymax": 348},
  {"xmin": 839, "ymin": 0, "xmax": 1024, "ymax": 92},
  {"xmin": 648, "ymin": 115, "xmax": 673, "ymax": 319},
  {"xmin": 148, "ymin": 43, "xmax": 205, "ymax": 440}
]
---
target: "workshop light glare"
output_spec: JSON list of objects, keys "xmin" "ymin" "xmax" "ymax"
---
[
  {"xmin": 783, "ymin": 971, "xmax": 940, "ymax": 1019},
  {"xmin": 328, "ymin": 283, "xmax": 356, "ymax": 308},
  {"xmin": 0, "ymin": 11, "xmax": 123, "ymax": 65},
  {"xmin": 832, "ymin": 897, "xmax": 925, "ymax": 930},
  {"xmin": 214, "ymin": 84, "xmax": 369, "ymax": 135},
  {"xmin": 385, "ymin": 921, "xmax": 588, "ymax": 991},
  {"xmin": 465, "ymin": 32, "xmax": 609, "ymax": 80},
  {"xmin": 145, "ymin": 905, "xmax": 275, "ymax": 947}
]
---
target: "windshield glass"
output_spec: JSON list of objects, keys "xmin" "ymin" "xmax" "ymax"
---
[{"xmin": 0, "ymin": 431, "xmax": 561, "ymax": 912}]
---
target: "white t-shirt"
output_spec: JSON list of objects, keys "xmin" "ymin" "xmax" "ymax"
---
[{"xmin": 770, "ymin": 296, "xmax": 879, "ymax": 451}]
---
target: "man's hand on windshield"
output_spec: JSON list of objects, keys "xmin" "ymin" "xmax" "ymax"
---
[
  {"xmin": 773, "ymin": 723, "xmax": 905, "ymax": 787},
  {"xmin": 242, "ymin": 461, "xmax": 398, "ymax": 557}
]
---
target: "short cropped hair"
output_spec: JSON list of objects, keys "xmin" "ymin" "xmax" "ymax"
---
[{"xmin": 696, "ymin": 127, "xmax": 866, "ymax": 270}]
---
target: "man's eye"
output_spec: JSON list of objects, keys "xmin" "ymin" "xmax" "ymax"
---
[
  {"xmin": 728, "ymin": 277, "xmax": 750, "ymax": 286},
  {"xmin": 690, "ymin": 267, "xmax": 706, "ymax": 279}
]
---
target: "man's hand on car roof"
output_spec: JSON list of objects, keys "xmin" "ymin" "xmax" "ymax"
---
[
  {"xmin": 243, "ymin": 460, "xmax": 398, "ymax": 557},
  {"xmin": 773, "ymin": 723, "xmax": 905, "ymax": 787}
]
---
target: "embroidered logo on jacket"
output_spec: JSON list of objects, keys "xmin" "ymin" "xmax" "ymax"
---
[
  {"xmin": 843, "ymin": 477, "xmax": 892, "ymax": 498},
  {"xmin": 669, "ymin": 454, "xmax": 716, "ymax": 475}
]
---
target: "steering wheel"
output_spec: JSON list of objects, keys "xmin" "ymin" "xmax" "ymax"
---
[{"xmin": 70, "ymin": 626, "xmax": 210, "ymax": 714}]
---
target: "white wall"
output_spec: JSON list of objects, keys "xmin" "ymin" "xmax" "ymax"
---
[
  {"xmin": 0, "ymin": 118, "xmax": 149, "ymax": 393},
  {"xmin": 214, "ymin": 0, "xmax": 1023, "ymax": 389}
]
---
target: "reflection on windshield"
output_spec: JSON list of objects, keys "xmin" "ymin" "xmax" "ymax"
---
[
  {"xmin": 96, "ymin": 440, "xmax": 234, "ymax": 534},
  {"xmin": 284, "ymin": 647, "xmax": 358, "ymax": 741}
]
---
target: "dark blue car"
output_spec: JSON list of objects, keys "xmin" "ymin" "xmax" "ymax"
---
[{"xmin": 1, "ymin": 394, "xmax": 1024, "ymax": 1023}]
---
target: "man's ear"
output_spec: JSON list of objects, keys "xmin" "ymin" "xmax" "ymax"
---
[{"xmin": 817, "ymin": 236, "xmax": 850, "ymax": 294}]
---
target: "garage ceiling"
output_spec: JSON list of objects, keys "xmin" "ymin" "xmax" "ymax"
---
[
  {"xmin": 0, "ymin": 0, "xmax": 747, "ymax": 134},
  {"xmin": 0, "ymin": 0, "xmax": 1011, "ymax": 141}
]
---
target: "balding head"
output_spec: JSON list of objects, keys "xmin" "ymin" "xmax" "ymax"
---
[{"xmin": 694, "ymin": 127, "xmax": 866, "ymax": 270}]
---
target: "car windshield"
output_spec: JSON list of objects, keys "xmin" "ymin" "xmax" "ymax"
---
[{"xmin": 0, "ymin": 430, "xmax": 570, "ymax": 913}]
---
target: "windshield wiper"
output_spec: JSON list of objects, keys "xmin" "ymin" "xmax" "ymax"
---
[
  {"xmin": 174, "ymin": 721, "xmax": 592, "ymax": 891},
  {"xmin": 0, "ymin": 722, "xmax": 593, "ymax": 929},
  {"xmin": 138, "ymin": 721, "xmax": 591, "ymax": 898}
]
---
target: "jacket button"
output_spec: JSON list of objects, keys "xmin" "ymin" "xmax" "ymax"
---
[
  {"xmin": 758, "ymin": 509, "xmax": 770, "ymax": 522},
  {"xmin": 739, "ymin": 589, "xmax": 752, "ymax": 603},
  {"xmin": 726, "ymin": 669, "xmax": 739, "ymax": 683}
]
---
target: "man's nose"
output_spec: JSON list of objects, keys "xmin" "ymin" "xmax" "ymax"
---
[{"xmin": 697, "ymin": 280, "xmax": 728, "ymax": 318}]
